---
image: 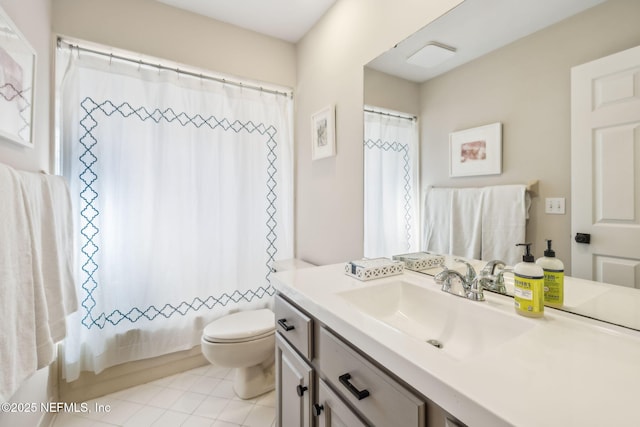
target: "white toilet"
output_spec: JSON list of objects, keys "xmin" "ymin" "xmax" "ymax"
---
[{"xmin": 201, "ymin": 308, "xmax": 276, "ymax": 399}]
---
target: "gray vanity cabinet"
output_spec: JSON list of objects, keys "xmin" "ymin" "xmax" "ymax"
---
[
  {"xmin": 275, "ymin": 334, "xmax": 313, "ymax": 427},
  {"xmin": 275, "ymin": 294, "xmax": 315, "ymax": 427},
  {"xmin": 275, "ymin": 293, "xmax": 454, "ymax": 427}
]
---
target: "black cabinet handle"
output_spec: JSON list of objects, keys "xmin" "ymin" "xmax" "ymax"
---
[
  {"xmin": 296, "ymin": 384, "xmax": 308, "ymax": 397},
  {"xmin": 339, "ymin": 373, "xmax": 370, "ymax": 400},
  {"xmin": 313, "ymin": 403, "xmax": 324, "ymax": 416},
  {"xmin": 277, "ymin": 318, "xmax": 295, "ymax": 331}
]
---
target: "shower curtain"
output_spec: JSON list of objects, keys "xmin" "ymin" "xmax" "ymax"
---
[
  {"xmin": 56, "ymin": 46, "xmax": 293, "ymax": 381},
  {"xmin": 363, "ymin": 108, "xmax": 419, "ymax": 258}
]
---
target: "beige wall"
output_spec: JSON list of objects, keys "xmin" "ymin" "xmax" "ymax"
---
[
  {"xmin": 52, "ymin": 0, "xmax": 296, "ymax": 89},
  {"xmin": 364, "ymin": 68, "xmax": 421, "ymax": 117},
  {"xmin": 418, "ymin": 0, "xmax": 640, "ymax": 272},
  {"xmin": 295, "ymin": 0, "xmax": 463, "ymax": 265}
]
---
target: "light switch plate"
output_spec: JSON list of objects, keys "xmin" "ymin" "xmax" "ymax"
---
[{"xmin": 545, "ymin": 197, "xmax": 565, "ymax": 214}]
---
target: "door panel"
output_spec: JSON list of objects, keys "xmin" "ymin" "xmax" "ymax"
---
[{"xmin": 571, "ymin": 44, "xmax": 640, "ymax": 287}]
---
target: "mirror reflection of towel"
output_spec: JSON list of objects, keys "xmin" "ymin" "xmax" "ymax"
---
[
  {"xmin": 422, "ymin": 185, "xmax": 528, "ymax": 265},
  {"xmin": 481, "ymin": 185, "xmax": 528, "ymax": 266}
]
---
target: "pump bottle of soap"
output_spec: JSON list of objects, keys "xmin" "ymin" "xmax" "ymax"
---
[
  {"xmin": 514, "ymin": 243, "xmax": 545, "ymax": 318},
  {"xmin": 536, "ymin": 239, "xmax": 564, "ymax": 308}
]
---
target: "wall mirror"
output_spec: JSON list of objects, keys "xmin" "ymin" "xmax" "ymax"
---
[
  {"xmin": 0, "ymin": 6, "xmax": 35, "ymax": 147},
  {"xmin": 363, "ymin": 0, "xmax": 640, "ymax": 331}
]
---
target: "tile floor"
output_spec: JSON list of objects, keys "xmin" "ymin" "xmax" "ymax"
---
[{"xmin": 50, "ymin": 365, "xmax": 276, "ymax": 427}]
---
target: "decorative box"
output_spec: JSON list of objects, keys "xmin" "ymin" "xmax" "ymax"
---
[
  {"xmin": 392, "ymin": 252, "xmax": 445, "ymax": 271},
  {"xmin": 344, "ymin": 258, "xmax": 404, "ymax": 281}
]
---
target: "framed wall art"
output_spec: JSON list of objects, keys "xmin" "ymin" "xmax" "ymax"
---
[
  {"xmin": 449, "ymin": 122, "xmax": 502, "ymax": 177},
  {"xmin": 0, "ymin": 6, "xmax": 36, "ymax": 147},
  {"xmin": 311, "ymin": 105, "xmax": 335, "ymax": 160}
]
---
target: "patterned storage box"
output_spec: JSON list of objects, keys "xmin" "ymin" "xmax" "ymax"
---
[
  {"xmin": 344, "ymin": 258, "xmax": 404, "ymax": 281},
  {"xmin": 392, "ymin": 252, "xmax": 445, "ymax": 271}
]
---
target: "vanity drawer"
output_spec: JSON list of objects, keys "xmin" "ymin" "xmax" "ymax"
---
[
  {"xmin": 274, "ymin": 294, "xmax": 313, "ymax": 360},
  {"xmin": 319, "ymin": 327, "xmax": 425, "ymax": 427}
]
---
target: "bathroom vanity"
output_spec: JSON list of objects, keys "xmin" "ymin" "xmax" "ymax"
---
[{"xmin": 272, "ymin": 263, "xmax": 640, "ymax": 427}]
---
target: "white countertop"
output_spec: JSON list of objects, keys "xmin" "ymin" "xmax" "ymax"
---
[{"xmin": 272, "ymin": 263, "xmax": 640, "ymax": 427}]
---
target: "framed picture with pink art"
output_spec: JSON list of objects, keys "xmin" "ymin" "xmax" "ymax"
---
[
  {"xmin": 310, "ymin": 105, "xmax": 336, "ymax": 160},
  {"xmin": 449, "ymin": 122, "xmax": 502, "ymax": 177},
  {"xmin": 0, "ymin": 6, "xmax": 36, "ymax": 147}
]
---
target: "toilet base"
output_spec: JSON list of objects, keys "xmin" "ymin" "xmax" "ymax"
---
[{"xmin": 233, "ymin": 356, "xmax": 275, "ymax": 399}]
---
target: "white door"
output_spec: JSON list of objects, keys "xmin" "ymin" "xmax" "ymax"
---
[{"xmin": 571, "ymin": 44, "xmax": 640, "ymax": 288}]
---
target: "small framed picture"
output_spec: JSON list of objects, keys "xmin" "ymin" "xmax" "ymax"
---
[
  {"xmin": 449, "ymin": 122, "xmax": 502, "ymax": 177},
  {"xmin": 311, "ymin": 105, "xmax": 336, "ymax": 160},
  {"xmin": 0, "ymin": 6, "xmax": 36, "ymax": 147}
]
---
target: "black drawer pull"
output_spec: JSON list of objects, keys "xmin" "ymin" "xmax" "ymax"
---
[
  {"xmin": 339, "ymin": 373, "xmax": 370, "ymax": 400},
  {"xmin": 277, "ymin": 318, "xmax": 295, "ymax": 331},
  {"xmin": 296, "ymin": 384, "xmax": 308, "ymax": 397},
  {"xmin": 313, "ymin": 403, "xmax": 324, "ymax": 416}
]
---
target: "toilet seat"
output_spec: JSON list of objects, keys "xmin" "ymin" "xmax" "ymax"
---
[{"xmin": 203, "ymin": 309, "xmax": 275, "ymax": 343}]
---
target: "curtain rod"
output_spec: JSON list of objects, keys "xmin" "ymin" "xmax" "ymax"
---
[
  {"xmin": 56, "ymin": 37, "xmax": 293, "ymax": 99},
  {"xmin": 364, "ymin": 108, "xmax": 417, "ymax": 122}
]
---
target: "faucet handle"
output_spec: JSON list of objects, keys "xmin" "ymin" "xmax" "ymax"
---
[
  {"xmin": 434, "ymin": 267, "xmax": 451, "ymax": 291},
  {"xmin": 454, "ymin": 258, "xmax": 477, "ymax": 283},
  {"xmin": 479, "ymin": 261, "xmax": 510, "ymax": 294},
  {"xmin": 481, "ymin": 260, "xmax": 506, "ymax": 275}
]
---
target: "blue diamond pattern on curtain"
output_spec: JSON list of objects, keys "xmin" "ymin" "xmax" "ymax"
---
[
  {"xmin": 56, "ymin": 42, "xmax": 294, "ymax": 381},
  {"xmin": 77, "ymin": 98, "xmax": 279, "ymax": 329}
]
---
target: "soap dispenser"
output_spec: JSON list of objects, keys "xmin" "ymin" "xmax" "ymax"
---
[
  {"xmin": 536, "ymin": 239, "xmax": 564, "ymax": 308},
  {"xmin": 514, "ymin": 243, "xmax": 545, "ymax": 318}
]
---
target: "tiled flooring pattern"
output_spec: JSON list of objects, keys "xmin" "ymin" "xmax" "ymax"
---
[{"xmin": 50, "ymin": 365, "xmax": 276, "ymax": 427}]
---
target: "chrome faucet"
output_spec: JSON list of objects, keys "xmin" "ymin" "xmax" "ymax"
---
[
  {"xmin": 434, "ymin": 259, "xmax": 484, "ymax": 301},
  {"xmin": 478, "ymin": 260, "xmax": 509, "ymax": 294}
]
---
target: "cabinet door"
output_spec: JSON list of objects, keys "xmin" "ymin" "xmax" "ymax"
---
[
  {"xmin": 276, "ymin": 333, "xmax": 313, "ymax": 427},
  {"xmin": 315, "ymin": 379, "xmax": 368, "ymax": 427}
]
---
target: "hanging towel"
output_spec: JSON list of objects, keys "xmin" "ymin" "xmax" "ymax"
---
[
  {"xmin": 450, "ymin": 188, "xmax": 483, "ymax": 259},
  {"xmin": 422, "ymin": 188, "xmax": 453, "ymax": 254},
  {"xmin": 481, "ymin": 185, "xmax": 528, "ymax": 266},
  {"xmin": 18, "ymin": 172, "xmax": 77, "ymax": 348},
  {"xmin": 0, "ymin": 164, "xmax": 39, "ymax": 402}
]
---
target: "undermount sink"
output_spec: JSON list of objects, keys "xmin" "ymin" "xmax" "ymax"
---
[{"xmin": 339, "ymin": 280, "xmax": 535, "ymax": 361}]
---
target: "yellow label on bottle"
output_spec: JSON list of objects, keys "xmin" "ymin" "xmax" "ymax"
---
[
  {"xmin": 543, "ymin": 269, "xmax": 564, "ymax": 306},
  {"xmin": 514, "ymin": 274, "xmax": 544, "ymax": 316}
]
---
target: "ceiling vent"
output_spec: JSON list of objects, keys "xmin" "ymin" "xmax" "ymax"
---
[{"xmin": 406, "ymin": 42, "xmax": 456, "ymax": 68}]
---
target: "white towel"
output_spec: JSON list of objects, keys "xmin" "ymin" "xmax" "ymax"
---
[
  {"xmin": 481, "ymin": 185, "xmax": 528, "ymax": 266},
  {"xmin": 450, "ymin": 188, "xmax": 483, "ymax": 259},
  {"xmin": 18, "ymin": 172, "xmax": 77, "ymax": 347},
  {"xmin": 0, "ymin": 164, "xmax": 39, "ymax": 402},
  {"xmin": 422, "ymin": 188, "xmax": 453, "ymax": 254},
  {"xmin": 423, "ymin": 185, "xmax": 529, "ymax": 265}
]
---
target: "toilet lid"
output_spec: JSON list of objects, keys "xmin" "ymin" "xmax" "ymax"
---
[{"xmin": 203, "ymin": 309, "xmax": 275, "ymax": 343}]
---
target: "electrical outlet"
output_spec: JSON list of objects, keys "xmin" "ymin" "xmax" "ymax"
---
[{"xmin": 545, "ymin": 197, "xmax": 565, "ymax": 214}]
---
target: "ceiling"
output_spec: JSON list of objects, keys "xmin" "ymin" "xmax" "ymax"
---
[
  {"xmin": 367, "ymin": 0, "xmax": 606, "ymax": 83},
  {"xmin": 156, "ymin": 0, "xmax": 338, "ymax": 43}
]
